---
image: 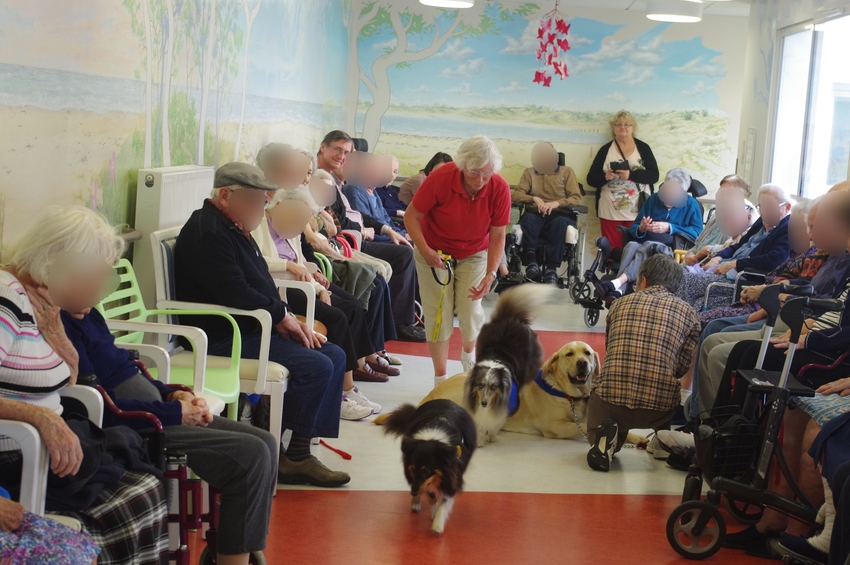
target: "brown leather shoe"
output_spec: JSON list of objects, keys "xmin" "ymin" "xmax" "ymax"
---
[
  {"xmin": 366, "ymin": 360, "xmax": 400, "ymax": 376},
  {"xmin": 278, "ymin": 455, "xmax": 351, "ymax": 487},
  {"xmin": 353, "ymin": 366, "xmax": 389, "ymax": 382}
]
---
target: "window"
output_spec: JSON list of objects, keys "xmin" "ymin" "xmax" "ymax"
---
[{"xmin": 769, "ymin": 13, "xmax": 850, "ymax": 198}]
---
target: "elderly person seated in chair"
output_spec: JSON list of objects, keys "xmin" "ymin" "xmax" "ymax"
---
[
  {"xmin": 257, "ymin": 143, "xmax": 400, "ymax": 379},
  {"xmin": 595, "ymin": 168, "xmax": 703, "ymax": 301},
  {"xmin": 174, "ymin": 162, "xmax": 351, "ymax": 489},
  {"xmin": 510, "ymin": 142, "xmax": 583, "ymax": 285},
  {"xmin": 61, "ymin": 305, "xmax": 277, "ymax": 562},
  {"xmin": 685, "ymin": 175, "xmax": 758, "ymax": 266},
  {"xmin": 254, "ymin": 187, "xmax": 393, "ymax": 419},
  {"xmin": 317, "ymin": 130, "xmax": 423, "ymax": 343},
  {"xmin": 344, "ymin": 154, "xmax": 410, "ymax": 242},
  {"xmin": 0, "ymin": 206, "xmax": 168, "ymax": 565},
  {"xmin": 678, "ymin": 183, "xmax": 793, "ymax": 311}
]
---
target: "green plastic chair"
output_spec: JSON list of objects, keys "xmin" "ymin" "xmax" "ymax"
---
[
  {"xmin": 314, "ymin": 252, "xmax": 333, "ymax": 280},
  {"xmin": 97, "ymin": 259, "xmax": 242, "ymax": 420}
]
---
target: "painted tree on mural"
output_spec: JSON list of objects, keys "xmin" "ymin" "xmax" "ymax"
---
[
  {"xmin": 346, "ymin": 0, "xmax": 538, "ymax": 148},
  {"xmin": 210, "ymin": 2, "xmax": 243, "ymax": 166},
  {"xmin": 123, "ymin": 0, "xmax": 154, "ymax": 168},
  {"xmin": 234, "ymin": 0, "xmax": 262, "ymax": 161}
]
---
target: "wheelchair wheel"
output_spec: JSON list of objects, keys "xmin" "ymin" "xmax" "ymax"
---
[
  {"xmin": 666, "ymin": 500, "xmax": 726, "ymax": 560},
  {"xmin": 724, "ymin": 497, "xmax": 765, "ymax": 525},
  {"xmin": 199, "ymin": 548, "xmax": 267, "ymax": 564},
  {"xmin": 584, "ymin": 308, "xmax": 600, "ymax": 327}
]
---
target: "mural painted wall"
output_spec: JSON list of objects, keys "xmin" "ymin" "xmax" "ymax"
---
[
  {"xmin": 347, "ymin": 1, "xmax": 749, "ymax": 190},
  {"xmin": 0, "ymin": 0, "xmax": 348, "ymax": 255}
]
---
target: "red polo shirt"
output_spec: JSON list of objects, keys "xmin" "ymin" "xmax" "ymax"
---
[{"xmin": 412, "ymin": 162, "xmax": 511, "ymax": 260}]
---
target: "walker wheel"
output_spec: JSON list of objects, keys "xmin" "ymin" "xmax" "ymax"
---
[
  {"xmin": 584, "ymin": 308, "xmax": 600, "ymax": 327},
  {"xmin": 682, "ymin": 475, "xmax": 702, "ymax": 503},
  {"xmin": 666, "ymin": 500, "xmax": 726, "ymax": 560},
  {"xmin": 570, "ymin": 282, "xmax": 588, "ymax": 301},
  {"xmin": 199, "ymin": 548, "xmax": 267, "ymax": 564},
  {"xmin": 724, "ymin": 497, "xmax": 765, "ymax": 525}
]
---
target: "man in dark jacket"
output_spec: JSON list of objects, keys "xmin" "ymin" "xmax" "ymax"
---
[{"xmin": 174, "ymin": 162, "xmax": 350, "ymax": 488}]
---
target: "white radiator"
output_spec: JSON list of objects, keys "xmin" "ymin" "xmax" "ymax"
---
[{"xmin": 133, "ymin": 165, "xmax": 214, "ymax": 311}]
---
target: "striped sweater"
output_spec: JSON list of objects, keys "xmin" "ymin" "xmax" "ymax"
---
[{"xmin": 0, "ymin": 270, "xmax": 69, "ymax": 423}]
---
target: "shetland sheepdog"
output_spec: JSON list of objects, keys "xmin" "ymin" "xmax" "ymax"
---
[
  {"xmin": 464, "ymin": 284, "xmax": 558, "ymax": 446},
  {"xmin": 383, "ymin": 399, "xmax": 477, "ymax": 534}
]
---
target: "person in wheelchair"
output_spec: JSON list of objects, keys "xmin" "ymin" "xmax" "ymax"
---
[
  {"xmin": 0, "ymin": 207, "xmax": 169, "ymax": 565},
  {"xmin": 61, "ymin": 305, "xmax": 278, "ymax": 565},
  {"xmin": 595, "ymin": 169, "xmax": 703, "ymax": 301},
  {"xmin": 510, "ymin": 142, "xmax": 583, "ymax": 285}
]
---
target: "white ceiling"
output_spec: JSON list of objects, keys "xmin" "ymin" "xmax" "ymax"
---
[{"xmin": 496, "ymin": 0, "xmax": 753, "ymax": 17}]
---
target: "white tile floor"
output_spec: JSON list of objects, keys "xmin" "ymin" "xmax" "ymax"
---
[{"xmin": 283, "ymin": 298, "xmax": 687, "ymax": 497}]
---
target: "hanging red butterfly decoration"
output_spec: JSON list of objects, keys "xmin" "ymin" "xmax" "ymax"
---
[{"xmin": 533, "ymin": 1, "xmax": 571, "ymax": 88}]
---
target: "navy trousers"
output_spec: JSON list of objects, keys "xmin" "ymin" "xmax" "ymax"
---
[
  {"xmin": 209, "ymin": 334, "xmax": 346, "ymax": 439},
  {"xmin": 519, "ymin": 211, "xmax": 575, "ymax": 268}
]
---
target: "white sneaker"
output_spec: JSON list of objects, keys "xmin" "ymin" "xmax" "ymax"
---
[
  {"xmin": 647, "ymin": 434, "xmax": 669, "ymax": 460},
  {"xmin": 346, "ymin": 387, "xmax": 381, "ymax": 414},
  {"xmin": 340, "ymin": 395, "xmax": 372, "ymax": 420},
  {"xmin": 656, "ymin": 430, "xmax": 695, "ymax": 456},
  {"xmin": 461, "ymin": 348, "xmax": 476, "ymax": 373}
]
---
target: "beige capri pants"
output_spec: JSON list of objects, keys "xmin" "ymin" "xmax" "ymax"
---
[{"xmin": 414, "ymin": 248, "xmax": 487, "ymax": 343}]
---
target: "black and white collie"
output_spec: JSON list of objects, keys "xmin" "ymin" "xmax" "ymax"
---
[
  {"xmin": 383, "ymin": 399, "xmax": 477, "ymax": 534},
  {"xmin": 465, "ymin": 284, "xmax": 558, "ymax": 447}
]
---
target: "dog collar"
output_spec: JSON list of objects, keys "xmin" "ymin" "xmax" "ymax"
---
[
  {"xmin": 508, "ymin": 380, "xmax": 519, "ymax": 413},
  {"xmin": 535, "ymin": 370, "xmax": 578, "ymax": 402}
]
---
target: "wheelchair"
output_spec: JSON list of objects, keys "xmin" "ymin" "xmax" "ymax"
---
[
  {"xmin": 70, "ymin": 354, "xmax": 266, "ymax": 565},
  {"xmin": 497, "ymin": 202, "xmax": 589, "ymax": 293},
  {"xmin": 570, "ymin": 227, "xmax": 697, "ymax": 328},
  {"xmin": 667, "ymin": 284, "xmax": 844, "ymax": 560}
]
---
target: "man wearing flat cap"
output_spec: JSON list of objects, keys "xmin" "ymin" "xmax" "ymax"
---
[{"xmin": 174, "ymin": 162, "xmax": 351, "ymax": 487}]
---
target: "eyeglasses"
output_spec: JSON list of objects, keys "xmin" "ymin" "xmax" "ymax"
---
[
  {"xmin": 466, "ymin": 168, "xmax": 495, "ymax": 179},
  {"xmin": 614, "ymin": 123, "xmax": 633, "ymax": 128}
]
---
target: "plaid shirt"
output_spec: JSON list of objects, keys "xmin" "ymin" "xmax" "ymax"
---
[{"xmin": 593, "ymin": 285, "xmax": 700, "ymax": 411}]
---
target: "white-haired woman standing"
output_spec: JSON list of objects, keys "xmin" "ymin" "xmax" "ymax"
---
[
  {"xmin": 405, "ymin": 136, "xmax": 512, "ymax": 385},
  {"xmin": 678, "ymin": 183, "xmax": 794, "ymax": 311},
  {"xmin": 0, "ymin": 206, "xmax": 168, "ymax": 564}
]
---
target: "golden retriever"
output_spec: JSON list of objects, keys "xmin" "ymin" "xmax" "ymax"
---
[
  {"xmin": 377, "ymin": 341, "xmax": 648, "ymax": 446},
  {"xmin": 504, "ymin": 341, "xmax": 648, "ymax": 445}
]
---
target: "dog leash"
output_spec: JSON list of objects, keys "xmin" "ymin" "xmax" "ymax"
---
[
  {"xmin": 569, "ymin": 400, "xmax": 589, "ymax": 441},
  {"xmin": 431, "ymin": 251, "xmax": 456, "ymax": 342}
]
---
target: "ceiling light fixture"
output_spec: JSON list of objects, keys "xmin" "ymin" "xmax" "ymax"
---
[
  {"xmin": 646, "ymin": 0, "xmax": 703, "ymax": 23},
  {"xmin": 419, "ymin": 0, "xmax": 475, "ymax": 8}
]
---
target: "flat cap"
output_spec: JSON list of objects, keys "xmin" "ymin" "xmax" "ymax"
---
[{"xmin": 214, "ymin": 162, "xmax": 278, "ymax": 191}]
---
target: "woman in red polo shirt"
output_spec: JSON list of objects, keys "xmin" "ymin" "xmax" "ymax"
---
[{"xmin": 405, "ymin": 136, "xmax": 512, "ymax": 387}]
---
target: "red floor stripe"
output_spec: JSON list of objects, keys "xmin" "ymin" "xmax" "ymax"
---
[
  {"xmin": 389, "ymin": 329, "xmax": 607, "ymax": 364},
  {"xmin": 187, "ymin": 492, "xmax": 773, "ymax": 565}
]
